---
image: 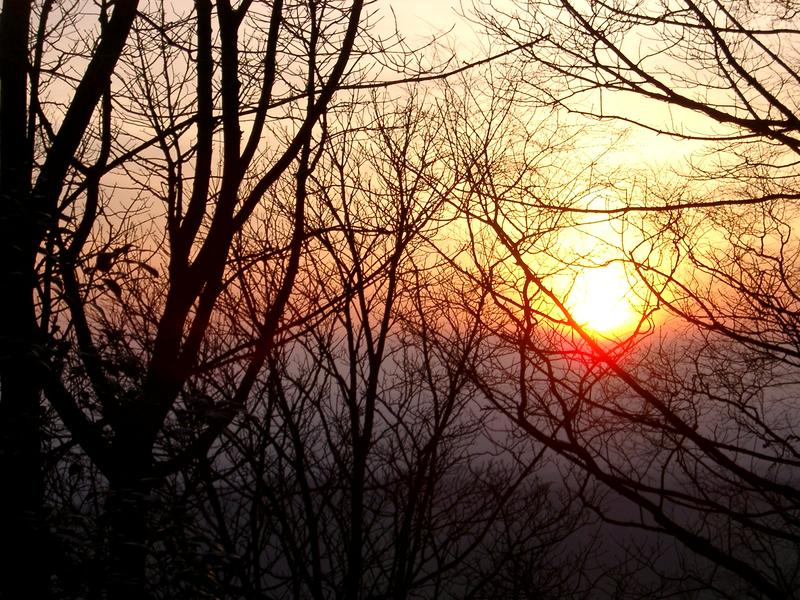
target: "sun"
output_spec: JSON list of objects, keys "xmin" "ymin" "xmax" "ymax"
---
[{"xmin": 564, "ymin": 264, "xmax": 640, "ymax": 335}]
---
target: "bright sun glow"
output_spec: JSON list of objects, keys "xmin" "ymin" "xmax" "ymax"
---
[{"xmin": 565, "ymin": 264, "xmax": 640, "ymax": 335}]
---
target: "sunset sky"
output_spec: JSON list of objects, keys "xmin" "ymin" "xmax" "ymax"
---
[{"xmin": 3, "ymin": 2, "xmax": 798, "ymax": 598}]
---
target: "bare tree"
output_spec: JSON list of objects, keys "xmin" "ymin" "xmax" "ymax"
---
[
  {"xmin": 1, "ymin": 1, "xmax": 141, "ymax": 597},
  {"xmin": 1, "ymin": 0, "xmax": 385, "ymax": 597},
  {"xmin": 181, "ymin": 91, "xmax": 593, "ymax": 600},
  {"xmin": 458, "ymin": 2, "xmax": 800, "ymax": 596},
  {"xmin": 476, "ymin": 0, "xmax": 800, "ymax": 157}
]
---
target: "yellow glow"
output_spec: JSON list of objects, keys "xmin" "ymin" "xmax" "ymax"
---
[{"xmin": 565, "ymin": 264, "xmax": 640, "ymax": 335}]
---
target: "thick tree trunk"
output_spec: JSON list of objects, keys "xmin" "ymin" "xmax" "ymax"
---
[
  {"xmin": 0, "ymin": 172, "xmax": 50, "ymax": 600},
  {"xmin": 104, "ymin": 438, "xmax": 154, "ymax": 600},
  {"xmin": 0, "ymin": 1, "xmax": 50, "ymax": 596},
  {"xmin": 0, "ymin": 317, "xmax": 49, "ymax": 600},
  {"xmin": 105, "ymin": 482, "xmax": 152, "ymax": 600}
]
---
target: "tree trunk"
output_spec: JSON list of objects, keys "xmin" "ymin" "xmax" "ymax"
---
[
  {"xmin": 0, "ymin": 320, "xmax": 49, "ymax": 600},
  {"xmin": 104, "ymin": 436, "xmax": 154, "ymax": 600},
  {"xmin": 0, "ymin": 0, "xmax": 50, "ymax": 594}
]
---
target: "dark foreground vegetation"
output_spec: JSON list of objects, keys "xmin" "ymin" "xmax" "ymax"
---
[{"xmin": 1, "ymin": 0, "xmax": 799, "ymax": 598}]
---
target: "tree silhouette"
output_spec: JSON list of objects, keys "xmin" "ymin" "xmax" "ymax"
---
[
  {"xmin": 2, "ymin": 1, "xmax": 369, "ymax": 597},
  {"xmin": 1, "ymin": 1, "xmax": 141, "ymax": 597},
  {"xmin": 8, "ymin": 0, "xmax": 798, "ymax": 597},
  {"xmin": 469, "ymin": 1, "xmax": 800, "ymax": 596}
]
